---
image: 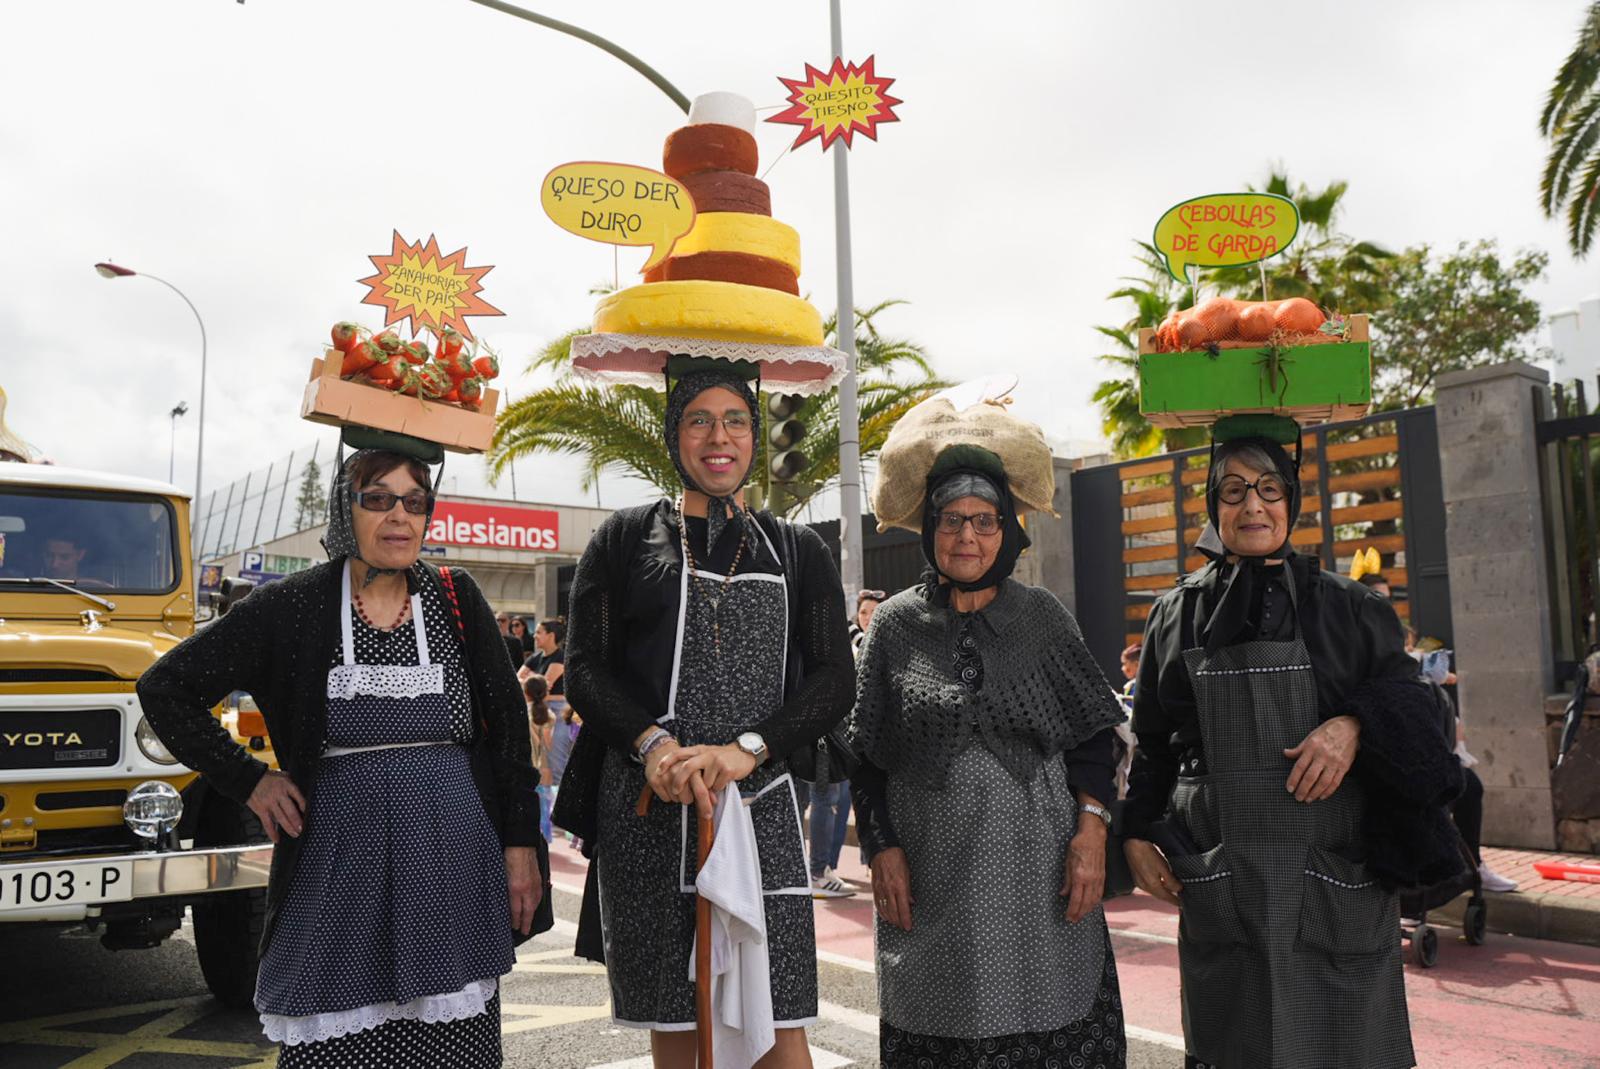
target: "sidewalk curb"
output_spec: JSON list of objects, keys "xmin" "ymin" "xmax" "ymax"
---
[{"xmin": 1430, "ymin": 888, "xmax": 1600, "ymax": 948}]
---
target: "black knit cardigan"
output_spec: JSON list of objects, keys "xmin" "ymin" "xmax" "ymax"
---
[{"xmin": 136, "ymin": 561, "xmax": 537, "ymax": 950}]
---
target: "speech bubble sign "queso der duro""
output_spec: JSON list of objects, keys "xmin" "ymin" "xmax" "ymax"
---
[
  {"xmin": 541, "ymin": 162, "xmax": 697, "ymax": 272},
  {"xmin": 1153, "ymin": 192, "xmax": 1299, "ymax": 284}
]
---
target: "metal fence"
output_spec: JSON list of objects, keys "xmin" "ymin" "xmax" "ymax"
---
[
  {"xmin": 193, "ymin": 442, "xmax": 329, "ymax": 562},
  {"xmin": 1537, "ymin": 378, "xmax": 1600, "ymax": 682},
  {"xmin": 1070, "ymin": 407, "xmax": 1452, "ymax": 680}
]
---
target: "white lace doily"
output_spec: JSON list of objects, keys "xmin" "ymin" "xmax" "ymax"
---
[
  {"xmin": 326, "ymin": 663, "xmax": 446, "ymax": 701},
  {"xmin": 261, "ymin": 978, "xmax": 499, "ymax": 1045},
  {"xmin": 570, "ymin": 332, "xmax": 847, "ymax": 396}
]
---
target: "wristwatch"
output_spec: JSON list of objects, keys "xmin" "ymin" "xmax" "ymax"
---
[
  {"xmin": 735, "ymin": 732, "xmax": 768, "ymax": 765},
  {"xmin": 1080, "ymin": 802, "xmax": 1114, "ymax": 829}
]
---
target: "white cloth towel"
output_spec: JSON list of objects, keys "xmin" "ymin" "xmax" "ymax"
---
[{"xmin": 689, "ymin": 784, "xmax": 775, "ymax": 1069}]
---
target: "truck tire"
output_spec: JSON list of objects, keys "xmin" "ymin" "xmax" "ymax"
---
[{"xmin": 191, "ymin": 798, "xmax": 269, "ymax": 1010}]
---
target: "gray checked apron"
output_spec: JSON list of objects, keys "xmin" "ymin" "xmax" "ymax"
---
[
  {"xmin": 596, "ymin": 519, "xmax": 816, "ymax": 1029},
  {"xmin": 1172, "ymin": 576, "xmax": 1413, "ymax": 1069}
]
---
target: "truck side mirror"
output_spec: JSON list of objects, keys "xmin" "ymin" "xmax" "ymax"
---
[{"xmin": 210, "ymin": 577, "xmax": 256, "ymax": 618}]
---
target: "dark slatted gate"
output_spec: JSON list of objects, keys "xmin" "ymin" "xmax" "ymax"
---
[
  {"xmin": 1071, "ymin": 408, "xmax": 1452, "ymax": 680},
  {"xmin": 1537, "ymin": 379, "xmax": 1600, "ymax": 682}
]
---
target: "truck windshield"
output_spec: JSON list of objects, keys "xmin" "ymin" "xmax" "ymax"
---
[{"xmin": 0, "ymin": 488, "xmax": 179, "ymax": 595}]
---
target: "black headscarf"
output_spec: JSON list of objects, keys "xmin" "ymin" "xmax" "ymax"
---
[
  {"xmin": 1196, "ymin": 433, "xmax": 1303, "ymax": 653},
  {"xmin": 321, "ymin": 439, "xmax": 442, "ymax": 589},
  {"xmin": 920, "ymin": 446, "xmax": 1031, "ymax": 595},
  {"xmin": 663, "ymin": 365, "xmax": 762, "ymax": 552}
]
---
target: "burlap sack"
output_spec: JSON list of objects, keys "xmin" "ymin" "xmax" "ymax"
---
[{"xmin": 872, "ymin": 395, "xmax": 1056, "ymax": 533}]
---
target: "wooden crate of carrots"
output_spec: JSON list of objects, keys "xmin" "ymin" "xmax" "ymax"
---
[
  {"xmin": 1137, "ymin": 301, "xmax": 1371, "ymax": 429},
  {"xmin": 300, "ymin": 322, "xmax": 501, "ymax": 454}
]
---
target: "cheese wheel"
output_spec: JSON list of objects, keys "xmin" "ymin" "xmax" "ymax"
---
[
  {"xmin": 670, "ymin": 212, "xmax": 801, "ymax": 276},
  {"xmin": 687, "ymin": 92, "xmax": 756, "ymax": 134},
  {"xmin": 663, "ymin": 124, "xmax": 758, "ymax": 178},
  {"xmin": 644, "ymin": 251, "xmax": 799, "ymax": 295},
  {"xmin": 594, "ymin": 280, "xmax": 823, "ymax": 347},
  {"xmin": 679, "ymin": 170, "xmax": 771, "ymax": 216}
]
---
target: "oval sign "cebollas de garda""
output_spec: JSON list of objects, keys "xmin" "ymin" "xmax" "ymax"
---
[{"xmin": 1153, "ymin": 192, "xmax": 1300, "ymax": 284}]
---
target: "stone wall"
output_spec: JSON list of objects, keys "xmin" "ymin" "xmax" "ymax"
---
[
  {"xmin": 1435, "ymin": 362, "xmax": 1557, "ymax": 849},
  {"xmin": 1546, "ymin": 692, "xmax": 1600, "ymax": 853}
]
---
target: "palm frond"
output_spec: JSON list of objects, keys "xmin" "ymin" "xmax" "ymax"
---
[
  {"xmin": 1542, "ymin": 90, "xmax": 1600, "ymax": 215},
  {"xmin": 525, "ymin": 328, "xmax": 586, "ymax": 377},
  {"xmin": 1568, "ymin": 148, "xmax": 1600, "ymax": 256},
  {"xmin": 1541, "ymin": 2, "xmax": 1600, "ymax": 134},
  {"xmin": 497, "ymin": 297, "xmax": 946, "ymax": 517}
]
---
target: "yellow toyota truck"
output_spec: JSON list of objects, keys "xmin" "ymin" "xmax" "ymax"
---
[{"xmin": 0, "ymin": 460, "xmax": 273, "ymax": 1007}]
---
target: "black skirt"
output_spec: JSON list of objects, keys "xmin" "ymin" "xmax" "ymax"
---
[{"xmin": 880, "ymin": 950, "xmax": 1126, "ymax": 1069}]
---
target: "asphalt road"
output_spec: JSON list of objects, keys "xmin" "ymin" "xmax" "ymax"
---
[{"xmin": 0, "ymin": 885, "xmax": 1176, "ymax": 1068}]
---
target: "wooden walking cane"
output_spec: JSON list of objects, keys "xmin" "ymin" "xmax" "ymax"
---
[{"xmin": 638, "ymin": 783, "xmax": 717, "ymax": 1069}]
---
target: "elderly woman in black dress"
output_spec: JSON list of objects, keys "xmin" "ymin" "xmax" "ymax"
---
[
  {"xmin": 138, "ymin": 436, "xmax": 540, "ymax": 1067},
  {"xmin": 1122, "ymin": 419, "xmax": 1462, "ymax": 1069},
  {"xmin": 849, "ymin": 445, "xmax": 1129, "ymax": 1069}
]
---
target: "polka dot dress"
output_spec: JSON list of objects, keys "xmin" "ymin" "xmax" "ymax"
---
[
  {"xmin": 277, "ymin": 992, "xmax": 503, "ymax": 1068},
  {"xmin": 879, "ymin": 744, "xmax": 1112, "ymax": 1038},
  {"xmin": 255, "ymin": 568, "xmax": 514, "ymax": 1065}
]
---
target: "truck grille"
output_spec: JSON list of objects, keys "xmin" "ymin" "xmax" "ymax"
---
[
  {"xmin": 0, "ymin": 670, "xmax": 123, "ymax": 683},
  {"xmin": 35, "ymin": 789, "xmax": 128, "ymax": 811},
  {"xmin": 0, "ymin": 709, "xmax": 121, "ymax": 770}
]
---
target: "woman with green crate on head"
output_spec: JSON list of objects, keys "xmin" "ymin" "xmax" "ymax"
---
[{"xmin": 1120, "ymin": 414, "xmax": 1463, "ymax": 1069}]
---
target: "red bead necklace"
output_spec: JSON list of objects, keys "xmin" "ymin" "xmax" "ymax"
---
[{"xmin": 353, "ymin": 588, "xmax": 410, "ymax": 631}]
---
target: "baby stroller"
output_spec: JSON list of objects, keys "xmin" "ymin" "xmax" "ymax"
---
[
  {"xmin": 1396, "ymin": 677, "xmax": 1487, "ymax": 967},
  {"xmin": 1398, "ymin": 831, "xmax": 1486, "ymax": 967}
]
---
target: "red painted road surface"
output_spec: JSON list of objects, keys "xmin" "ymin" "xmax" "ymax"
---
[{"xmin": 551, "ymin": 839, "xmax": 1600, "ymax": 1067}]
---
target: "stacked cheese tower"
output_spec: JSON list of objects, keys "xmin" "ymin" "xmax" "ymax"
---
[{"xmin": 589, "ymin": 92, "xmax": 824, "ymax": 349}]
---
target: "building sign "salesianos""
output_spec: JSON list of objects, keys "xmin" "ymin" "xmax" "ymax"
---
[{"xmin": 427, "ymin": 500, "xmax": 561, "ymax": 552}]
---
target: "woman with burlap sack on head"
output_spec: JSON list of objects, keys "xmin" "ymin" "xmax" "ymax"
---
[{"xmin": 846, "ymin": 387, "xmax": 1129, "ymax": 1069}]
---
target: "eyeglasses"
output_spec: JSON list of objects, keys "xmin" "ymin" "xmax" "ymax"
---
[
  {"xmin": 935, "ymin": 511, "xmax": 1002, "ymax": 536},
  {"xmin": 1215, "ymin": 474, "xmax": 1289, "ymax": 505},
  {"xmin": 682, "ymin": 413, "xmax": 753, "ymax": 440},
  {"xmin": 355, "ymin": 490, "xmax": 434, "ymax": 515}
]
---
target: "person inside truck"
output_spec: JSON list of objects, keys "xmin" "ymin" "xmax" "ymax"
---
[{"xmin": 42, "ymin": 536, "xmax": 88, "ymax": 580}]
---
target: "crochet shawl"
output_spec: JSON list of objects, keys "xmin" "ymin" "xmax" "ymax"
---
[{"xmin": 848, "ymin": 579, "xmax": 1125, "ymax": 791}]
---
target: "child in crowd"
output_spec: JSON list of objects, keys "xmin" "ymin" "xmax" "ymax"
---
[{"xmin": 525, "ymin": 675, "xmax": 554, "ymax": 843}]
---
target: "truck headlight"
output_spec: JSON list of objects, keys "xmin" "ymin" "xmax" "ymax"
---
[
  {"xmin": 135, "ymin": 716, "xmax": 179, "ymax": 765},
  {"xmin": 124, "ymin": 781, "xmax": 183, "ymax": 840}
]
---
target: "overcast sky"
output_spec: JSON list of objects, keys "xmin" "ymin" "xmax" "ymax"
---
[{"xmin": 2, "ymin": 0, "xmax": 1595, "ymax": 516}]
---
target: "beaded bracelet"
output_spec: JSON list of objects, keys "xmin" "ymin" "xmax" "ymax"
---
[{"xmin": 635, "ymin": 727, "xmax": 674, "ymax": 764}]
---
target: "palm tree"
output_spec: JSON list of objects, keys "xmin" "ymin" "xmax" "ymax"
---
[
  {"xmin": 1540, "ymin": 2, "xmax": 1600, "ymax": 258},
  {"xmin": 1092, "ymin": 243, "xmax": 1205, "ymax": 458},
  {"xmin": 1208, "ymin": 171, "xmax": 1393, "ymax": 311},
  {"xmin": 489, "ymin": 299, "xmax": 946, "ymax": 517}
]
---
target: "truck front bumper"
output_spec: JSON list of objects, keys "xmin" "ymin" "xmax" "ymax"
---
[{"xmin": 0, "ymin": 843, "xmax": 273, "ymax": 922}]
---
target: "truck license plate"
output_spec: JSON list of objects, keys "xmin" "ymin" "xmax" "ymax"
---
[{"xmin": 0, "ymin": 860, "xmax": 134, "ymax": 910}]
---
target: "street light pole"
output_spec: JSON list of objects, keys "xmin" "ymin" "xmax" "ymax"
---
[
  {"xmin": 829, "ymin": 0, "xmax": 864, "ymax": 606},
  {"xmin": 168, "ymin": 401, "xmax": 188, "ymax": 484},
  {"xmin": 94, "ymin": 263, "xmax": 208, "ymax": 559},
  {"xmin": 461, "ymin": 0, "xmax": 690, "ymax": 113}
]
